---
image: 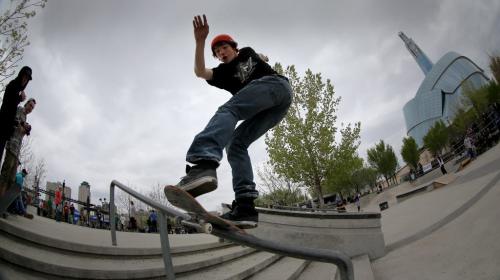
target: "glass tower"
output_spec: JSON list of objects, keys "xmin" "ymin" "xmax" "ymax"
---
[{"xmin": 400, "ymin": 32, "xmax": 489, "ymax": 147}]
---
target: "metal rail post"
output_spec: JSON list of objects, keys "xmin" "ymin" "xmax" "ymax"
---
[{"xmin": 158, "ymin": 211, "xmax": 176, "ymax": 279}]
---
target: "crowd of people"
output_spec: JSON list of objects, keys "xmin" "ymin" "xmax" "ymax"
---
[
  {"xmin": 0, "ymin": 66, "xmax": 36, "ymax": 219},
  {"xmin": 28, "ymin": 191, "xmax": 162, "ymax": 233}
]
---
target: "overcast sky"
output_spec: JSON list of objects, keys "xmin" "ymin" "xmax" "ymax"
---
[{"xmin": 3, "ymin": 0, "xmax": 499, "ymax": 211}]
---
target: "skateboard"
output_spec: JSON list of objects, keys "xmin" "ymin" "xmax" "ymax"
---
[{"xmin": 164, "ymin": 185, "xmax": 257, "ymax": 234}]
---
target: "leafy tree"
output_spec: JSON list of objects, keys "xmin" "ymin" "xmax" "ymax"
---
[
  {"xmin": 462, "ymin": 82, "xmax": 491, "ymax": 116},
  {"xmin": 400, "ymin": 136, "xmax": 419, "ymax": 170},
  {"xmin": 448, "ymin": 106, "xmax": 475, "ymax": 139},
  {"xmin": 0, "ymin": 0, "xmax": 47, "ymax": 91},
  {"xmin": 485, "ymin": 81, "xmax": 500, "ymax": 105},
  {"xmin": 489, "ymin": 54, "xmax": 500, "ymax": 84},
  {"xmin": 349, "ymin": 165, "xmax": 378, "ymax": 193},
  {"xmin": 325, "ymin": 122, "xmax": 363, "ymax": 195},
  {"xmin": 255, "ymin": 163, "xmax": 306, "ymax": 207},
  {"xmin": 367, "ymin": 140, "xmax": 398, "ymax": 187},
  {"xmin": 265, "ymin": 64, "xmax": 361, "ymax": 208},
  {"xmin": 423, "ymin": 120, "xmax": 449, "ymax": 156}
]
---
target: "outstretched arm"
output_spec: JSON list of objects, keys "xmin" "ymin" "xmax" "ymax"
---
[{"xmin": 193, "ymin": 14, "xmax": 213, "ymax": 80}]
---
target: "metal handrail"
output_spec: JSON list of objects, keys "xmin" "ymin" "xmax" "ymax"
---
[{"xmin": 109, "ymin": 180, "xmax": 354, "ymax": 280}]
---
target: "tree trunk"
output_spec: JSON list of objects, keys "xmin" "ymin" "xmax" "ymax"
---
[{"xmin": 315, "ymin": 183, "xmax": 324, "ymax": 208}]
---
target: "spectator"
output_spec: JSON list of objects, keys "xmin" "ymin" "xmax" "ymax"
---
[
  {"xmin": 70, "ymin": 203, "xmax": 75, "ymax": 224},
  {"xmin": 437, "ymin": 155, "xmax": 447, "ymax": 175},
  {"xmin": 0, "ymin": 66, "xmax": 31, "ymax": 166},
  {"xmin": 55, "ymin": 202, "xmax": 62, "ymax": 222},
  {"xmin": 0, "ymin": 98, "xmax": 36, "ymax": 215},
  {"xmin": 6, "ymin": 169, "xmax": 32, "ymax": 218},
  {"xmin": 464, "ymin": 130, "xmax": 476, "ymax": 160},
  {"xmin": 47, "ymin": 196, "xmax": 53, "ymax": 219},
  {"xmin": 355, "ymin": 192, "xmax": 361, "ymax": 212},
  {"xmin": 63, "ymin": 202, "xmax": 69, "ymax": 223},
  {"xmin": 129, "ymin": 201, "xmax": 137, "ymax": 231},
  {"xmin": 54, "ymin": 187, "xmax": 62, "ymax": 221},
  {"xmin": 149, "ymin": 210, "xmax": 158, "ymax": 233}
]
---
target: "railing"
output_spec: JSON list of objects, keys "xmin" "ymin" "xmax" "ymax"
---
[
  {"xmin": 109, "ymin": 180, "xmax": 354, "ymax": 280},
  {"xmin": 269, "ymin": 204, "xmax": 342, "ymax": 213}
]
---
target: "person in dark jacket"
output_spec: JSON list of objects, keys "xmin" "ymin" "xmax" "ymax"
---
[{"xmin": 0, "ymin": 66, "xmax": 32, "ymax": 165}]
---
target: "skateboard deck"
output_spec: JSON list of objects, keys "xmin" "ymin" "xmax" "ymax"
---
[{"xmin": 164, "ymin": 185, "xmax": 256, "ymax": 233}]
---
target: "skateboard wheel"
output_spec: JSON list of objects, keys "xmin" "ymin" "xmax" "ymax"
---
[{"xmin": 203, "ymin": 223, "xmax": 213, "ymax": 233}]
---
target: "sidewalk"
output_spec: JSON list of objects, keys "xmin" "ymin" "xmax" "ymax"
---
[
  {"xmin": 373, "ymin": 169, "xmax": 500, "ymax": 279},
  {"xmin": 371, "ymin": 143, "xmax": 500, "ymax": 279}
]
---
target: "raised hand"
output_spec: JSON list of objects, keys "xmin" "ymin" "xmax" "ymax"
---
[{"xmin": 193, "ymin": 14, "xmax": 209, "ymax": 42}]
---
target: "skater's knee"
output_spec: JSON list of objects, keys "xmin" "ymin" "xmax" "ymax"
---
[{"xmin": 227, "ymin": 140, "xmax": 247, "ymax": 160}]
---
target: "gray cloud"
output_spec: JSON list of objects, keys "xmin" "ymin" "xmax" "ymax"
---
[{"xmin": 11, "ymin": 0, "xmax": 499, "ymax": 210}]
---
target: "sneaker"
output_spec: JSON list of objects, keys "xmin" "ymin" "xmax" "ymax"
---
[
  {"xmin": 220, "ymin": 200, "xmax": 258, "ymax": 223},
  {"xmin": 176, "ymin": 164, "xmax": 217, "ymax": 197}
]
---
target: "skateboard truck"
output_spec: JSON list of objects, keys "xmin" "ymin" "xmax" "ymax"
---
[{"xmin": 176, "ymin": 215, "xmax": 214, "ymax": 233}]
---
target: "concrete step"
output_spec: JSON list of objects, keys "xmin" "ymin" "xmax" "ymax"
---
[
  {"xmin": 0, "ymin": 230, "xmax": 255, "ymax": 279},
  {"xmin": 0, "ymin": 214, "xmax": 360, "ymax": 280},
  {"xmin": 0, "ymin": 215, "xmax": 228, "ymax": 255},
  {"xmin": 178, "ymin": 251, "xmax": 280, "ymax": 280},
  {"xmin": 352, "ymin": 255, "xmax": 375, "ymax": 280},
  {"xmin": 296, "ymin": 261, "xmax": 339, "ymax": 280},
  {"xmin": 246, "ymin": 257, "xmax": 309, "ymax": 280}
]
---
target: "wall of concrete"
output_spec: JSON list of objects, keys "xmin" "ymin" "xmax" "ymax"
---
[{"xmin": 248, "ymin": 208, "xmax": 386, "ymax": 259}]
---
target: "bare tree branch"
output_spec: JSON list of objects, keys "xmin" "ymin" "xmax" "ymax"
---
[{"xmin": 0, "ymin": 0, "xmax": 47, "ymax": 91}]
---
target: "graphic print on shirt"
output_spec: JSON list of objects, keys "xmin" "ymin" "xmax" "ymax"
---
[{"xmin": 235, "ymin": 56, "xmax": 257, "ymax": 83}]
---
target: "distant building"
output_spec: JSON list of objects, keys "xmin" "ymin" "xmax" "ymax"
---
[
  {"xmin": 400, "ymin": 32, "xmax": 489, "ymax": 147},
  {"xmin": 78, "ymin": 181, "xmax": 91, "ymax": 205},
  {"xmin": 45, "ymin": 181, "xmax": 72, "ymax": 201}
]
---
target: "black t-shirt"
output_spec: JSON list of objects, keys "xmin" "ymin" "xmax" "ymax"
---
[{"xmin": 207, "ymin": 47, "xmax": 277, "ymax": 95}]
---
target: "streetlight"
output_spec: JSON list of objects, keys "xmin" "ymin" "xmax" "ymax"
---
[{"xmin": 62, "ymin": 180, "xmax": 66, "ymax": 206}]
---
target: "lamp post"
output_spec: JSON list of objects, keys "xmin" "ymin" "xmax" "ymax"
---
[
  {"xmin": 62, "ymin": 180, "xmax": 66, "ymax": 206},
  {"xmin": 34, "ymin": 175, "xmax": 39, "ymax": 216}
]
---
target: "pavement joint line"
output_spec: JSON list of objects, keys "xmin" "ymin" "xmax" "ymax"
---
[{"xmin": 383, "ymin": 169, "xmax": 500, "ymax": 255}]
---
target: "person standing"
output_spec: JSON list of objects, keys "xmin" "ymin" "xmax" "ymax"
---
[
  {"xmin": 54, "ymin": 187, "xmax": 62, "ymax": 221},
  {"xmin": 0, "ymin": 66, "xmax": 31, "ymax": 166},
  {"xmin": 355, "ymin": 192, "xmax": 361, "ymax": 212},
  {"xmin": 170, "ymin": 15, "xmax": 292, "ymax": 223},
  {"xmin": 464, "ymin": 131, "xmax": 476, "ymax": 160},
  {"xmin": 149, "ymin": 210, "xmax": 158, "ymax": 233},
  {"xmin": 129, "ymin": 201, "xmax": 137, "ymax": 231},
  {"xmin": 70, "ymin": 203, "xmax": 75, "ymax": 224},
  {"xmin": 47, "ymin": 195, "xmax": 53, "ymax": 219},
  {"xmin": 437, "ymin": 155, "xmax": 447, "ymax": 175},
  {"xmin": 5, "ymin": 169, "xmax": 32, "ymax": 218},
  {"xmin": 0, "ymin": 98, "xmax": 36, "ymax": 215}
]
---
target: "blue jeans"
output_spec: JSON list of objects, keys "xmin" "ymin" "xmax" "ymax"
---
[
  {"xmin": 15, "ymin": 193, "xmax": 25, "ymax": 215},
  {"xmin": 187, "ymin": 75, "xmax": 293, "ymax": 199}
]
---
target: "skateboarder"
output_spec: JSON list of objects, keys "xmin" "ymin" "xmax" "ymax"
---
[{"xmin": 171, "ymin": 15, "xmax": 292, "ymax": 223}]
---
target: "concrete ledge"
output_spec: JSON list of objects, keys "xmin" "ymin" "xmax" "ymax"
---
[
  {"xmin": 250, "ymin": 208, "xmax": 385, "ymax": 259},
  {"xmin": 396, "ymin": 174, "xmax": 458, "ymax": 203},
  {"xmin": 396, "ymin": 184, "xmax": 433, "ymax": 203}
]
